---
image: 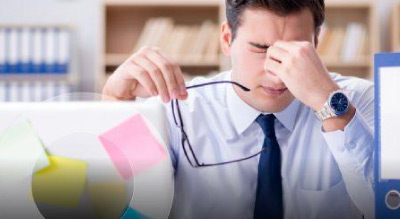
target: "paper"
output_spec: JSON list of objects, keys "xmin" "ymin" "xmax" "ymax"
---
[
  {"xmin": 121, "ymin": 207, "xmax": 149, "ymax": 219},
  {"xmin": 32, "ymin": 156, "xmax": 88, "ymax": 209},
  {"xmin": 87, "ymin": 182, "xmax": 127, "ymax": 219},
  {"xmin": 0, "ymin": 120, "xmax": 49, "ymax": 177},
  {"xmin": 0, "ymin": 121, "xmax": 50, "ymax": 218},
  {"xmin": 99, "ymin": 114, "xmax": 167, "ymax": 179},
  {"xmin": 380, "ymin": 66, "xmax": 400, "ymax": 180}
]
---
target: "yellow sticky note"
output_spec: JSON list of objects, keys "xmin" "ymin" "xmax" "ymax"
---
[
  {"xmin": 32, "ymin": 156, "xmax": 88, "ymax": 209},
  {"xmin": 87, "ymin": 182, "xmax": 127, "ymax": 219}
]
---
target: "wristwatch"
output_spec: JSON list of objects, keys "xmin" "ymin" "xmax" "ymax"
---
[{"xmin": 315, "ymin": 90, "xmax": 350, "ymax": 121}]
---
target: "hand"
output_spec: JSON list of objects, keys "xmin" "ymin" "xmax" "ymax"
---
[
  {"xmin": 103, "ymin": 47, "xmax": 188, "ymax": 102},
  {"xmin": 264, "ymin": 41, "xmax": 340, "ymax": 111}
]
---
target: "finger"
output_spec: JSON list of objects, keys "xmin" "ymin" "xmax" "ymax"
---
[
  {"xmin": 264, "ymin": 57, "xmax": 288, "ymax": 86},
  {"xmin": 102, "ymin": 74, "xmax": 130, "ymax": 101},
  {"xmin": 292, "ymin": 41, "xmax": 312, "ymax": 47},
  {"xmin": 273, "ymin": 40, "xmax": 299, "ymax": 51},
  {"xmin": 267, "ymin": 45, "xmax": 289, "ymax": 63},
  {"xmin": 154, "ymin": 48, "xmax": 188, "ymax": 99},
  {"xmin": 136, "ymin": 58, "xmax": 170, "ymax": 103},
  {"xmin": 115, "ymin": 63, "xmax": 136, "ymax": 81},
  {"xmin": 264, "ymin": 56, "xmax": 283, "ymax": 76},
  {"xmin": 130, "ymin": 56, "xmax": 160, "ymax": 96},
  {"xmin": 104, "ymin": 65, "xmax": 139, "ymax": 100},
  {"xmin": 128, "ymin": 63, "xmax": 158, "ymax": 98},
  {"xmin": 274, "ymin": 40, "xmax": 314, "ymax": 57},
  {"xmin": 273, "ymin": 41, "xmax": 305, "ymax": 67},
  {"xmin": 145, "ymin": 49, "xmax": 181, "ymax": 100},
  {"xmin": 129, "ymin": 48, "xmax": 170, "ymax": 102}
]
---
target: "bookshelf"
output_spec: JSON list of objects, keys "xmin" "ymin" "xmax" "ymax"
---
[
  {"xmin": 100, "ymin": 0, "xmax": 222, "ymax": 91},
  {"xmin": 100, "ymin": 0, "xmax": 379, "ymax": 91},
  {"xmin": 393, "ymin": 2, "xmax": 400, "ymax": 52},
  {"xmin": 318, "ymin": 2, "xmax": 378, "ymax": 80}
]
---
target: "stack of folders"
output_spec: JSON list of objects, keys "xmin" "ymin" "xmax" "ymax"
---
[
  {"xmin": 0, "ymin": 27, "xmax": 71, "ymax": 74},
  {"xmin": 0, "ymin": 81, "xmax": 73, "ymax": 102}
]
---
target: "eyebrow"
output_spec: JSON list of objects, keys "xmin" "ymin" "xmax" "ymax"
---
[{"xmin": 248, "ymin": 42, "xmax": 270, "ymax": 49}]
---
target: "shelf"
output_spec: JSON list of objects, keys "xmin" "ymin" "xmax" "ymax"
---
[
  {"xmin": 100, "ymin": 1, "xmax": 222, "ymax": 91},
  {"xmin": 105, "ymin": 53, "xmax": 220, "ymax": 67},
  {"xmin": 104, "ymin": 0, "xmax": 220, "ymax": 7},
  {"xmin": 325, "ymin": 1, "xmax": 372, "ymax": 8},
  {"xmin": 0, "ymin": 24, "xmax": 74, "ymax": 29},
  {"xmin": 322, "ymin": 57, "xmax": 371, "ymax": 68},
  {"xmin": 0, "ymin": 74, "xmax": 74, "ymax": 81},
  {"xmin": 393, "ymin": 3, "xmax": 400, "ymax": 52},
  {"xmin": 104, "ymin": 71, "xmax": 218, "ymax": 84},
  {"xmin": 104, "ymin": 6, "xmax": 219, "ymax": 55}
]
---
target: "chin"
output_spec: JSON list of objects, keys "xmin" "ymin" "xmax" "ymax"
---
[
  {"xmin": 256, "ymin": 101, "xmax": 289, "ymax": 113},
  {"xmin": 251, "ymin": 91, "xmax": 294, "ymax": 113},
  {"xmin": 234, "ymin": 85, "xmax": 294, "ymax": 113}
]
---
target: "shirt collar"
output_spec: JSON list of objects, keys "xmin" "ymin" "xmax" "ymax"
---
[
  {"xmin": 226, "ymin": 72, "xmax": 300, "ymax": 134},
  {"xmin": 274, "ymin": 98, "xmax": 300, "ymax": 132}
]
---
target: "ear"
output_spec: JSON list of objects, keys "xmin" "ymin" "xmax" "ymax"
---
[
  {"xmin": 314, "ymin": 27, "xmax": 321, "ymax": 49},
  {"xmin": 220, "ymin": 21, "xmax": 233, "ymax": 56}
]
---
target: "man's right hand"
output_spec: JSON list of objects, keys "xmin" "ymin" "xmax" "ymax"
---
[{"xmin": 102, "ymin": 47, "xmax": 188, "ymax": 102}]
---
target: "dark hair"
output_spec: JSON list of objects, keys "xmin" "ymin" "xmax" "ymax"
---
[{"xmin": 226, "ymin": 0, "xmax": 325, "ymax": 40}]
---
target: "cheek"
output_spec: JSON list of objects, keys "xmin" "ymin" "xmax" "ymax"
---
[
  {"xmin": 230, "ymin": 43, "xmax": 268, "ymax": 88},
  {"xmin": 232, "ymin": 48, "xmax": 266, "ymax": 74}
]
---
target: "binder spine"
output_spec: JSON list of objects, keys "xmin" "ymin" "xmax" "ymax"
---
[{"xmin": 0, "ymin": 28, "xmax": 6, "ymax": 73}]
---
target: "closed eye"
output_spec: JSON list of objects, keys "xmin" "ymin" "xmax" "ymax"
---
[
  {"xmin": 249, "ymin": 42, "xmax": 270, "ymax": 53},
  {"xmin": 249, "ymin": 42, "xmax": 270, "ymax": 49}
]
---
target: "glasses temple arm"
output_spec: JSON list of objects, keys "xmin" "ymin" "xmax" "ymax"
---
[{"xmin": 186, "ymin": 81, "xmax": 250, "ymax": 92}]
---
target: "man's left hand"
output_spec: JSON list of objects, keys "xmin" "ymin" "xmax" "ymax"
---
[
  {"xmin": 264, "ymin": 41, "xmax": 356, "ymax": 131},
  {"xmin": 265, "ymin": 41, "xmax": 340, "ymax": 111}
]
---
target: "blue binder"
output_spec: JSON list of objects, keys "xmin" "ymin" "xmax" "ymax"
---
[{"xmin": 375, "ymin": 52, "xmax": 400, "ymax": 219}]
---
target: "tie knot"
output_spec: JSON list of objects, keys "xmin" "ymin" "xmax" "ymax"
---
[{"xmin": 256, "ymin": 114, "xmax": 276, "ymax": 137}]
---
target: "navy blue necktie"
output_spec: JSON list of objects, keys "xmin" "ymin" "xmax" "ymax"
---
[{"xmin": 254, "ymin": 114, "xmax": 283, "ymax": 219}]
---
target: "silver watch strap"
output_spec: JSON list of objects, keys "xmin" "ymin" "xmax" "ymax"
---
[{"xmin": 315, "ymin": 105, "xmax": 337, "ymax": 121}]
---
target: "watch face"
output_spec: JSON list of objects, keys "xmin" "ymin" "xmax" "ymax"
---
[{"xmin": 330, "ymin": 92, "xmax": 349, "ymax": 115}]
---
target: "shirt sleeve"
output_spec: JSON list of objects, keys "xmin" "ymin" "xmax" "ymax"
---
[{"xmin": 321, "ymin": 83, "xmax": 374, "ymax": 218}]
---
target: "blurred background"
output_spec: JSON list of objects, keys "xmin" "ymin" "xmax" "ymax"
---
[{"xmin": 0, "ymin": 0, "xmax": 399, "ymax": 102}]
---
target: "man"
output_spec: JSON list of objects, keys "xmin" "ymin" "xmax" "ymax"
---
[{"xmin": 103, "ymin": 0, "xmax": 374, "ymax": 218}]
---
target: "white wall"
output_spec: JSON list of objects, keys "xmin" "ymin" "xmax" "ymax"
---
[{"xmin": 0, "ymin": 0, "xmax": 399, "ymax": 92}]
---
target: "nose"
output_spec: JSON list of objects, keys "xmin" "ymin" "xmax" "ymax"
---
[{"xmin": 265, "ymin": 68, "xmax": 285, "ymax": 86}]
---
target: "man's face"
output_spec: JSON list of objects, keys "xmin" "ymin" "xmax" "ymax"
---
[{"xmin": 222, "ymin": 8, "xmax": 318, "ymax": 113}]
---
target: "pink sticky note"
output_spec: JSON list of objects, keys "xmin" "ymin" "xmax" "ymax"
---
[{"xmin": 99, "ymin": 114, "xmax": 167, "ymax": 179}]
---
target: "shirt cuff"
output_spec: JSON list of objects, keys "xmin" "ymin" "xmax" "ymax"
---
[
  {"xmin": 321, "ymin": 109, "xmax": 375, "ymax": 218},
  {"xmin": 321, "ymin": 110, "xmax": 374, "ymax": 166}
]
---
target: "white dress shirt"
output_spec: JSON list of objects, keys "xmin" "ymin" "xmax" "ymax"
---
[{"xmin": 164, "ymin": 71, "xmax": 374, "ymax": 219}]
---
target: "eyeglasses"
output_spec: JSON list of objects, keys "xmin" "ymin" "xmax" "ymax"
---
[{"xmin": 171, "ymin": 81, "xmax": 269, "ymax": 168}]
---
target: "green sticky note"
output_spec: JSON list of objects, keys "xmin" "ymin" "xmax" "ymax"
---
[
  {"xmin": 0, "ymin": 121, "xmax": 50, "ymax": 178},
  {"xmin": 32, "ymin": 156, "xmax": 88, "ymax": 209}
]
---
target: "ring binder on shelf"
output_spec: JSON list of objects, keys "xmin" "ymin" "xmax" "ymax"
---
[{"xmin": 0, "ymin": 26, "xmax": 71, "ymax": 75}]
